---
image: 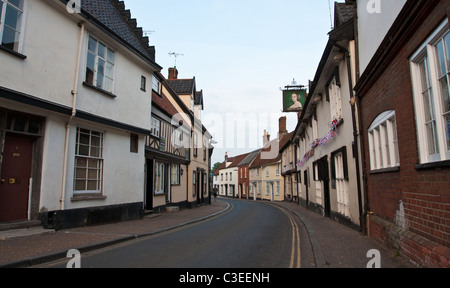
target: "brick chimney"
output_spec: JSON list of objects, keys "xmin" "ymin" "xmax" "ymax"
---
[
  {"xmin": 278, "ymin": 116, "xmax": 287, "ymax": 139},
  {"xmin": 263, "ymin": 130, "xmax": 271, "ymax": 146},
  {"xmin": 168, "ymin": 67, "xmax": 178, "ymax": 80}
]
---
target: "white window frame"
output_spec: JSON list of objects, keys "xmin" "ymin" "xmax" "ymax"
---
[
  {"xmin": 329, "ymin": 77, "xmax": 343, "ymax": 121},
  {"xmin": 0, "ymin": 0, "xmax": 26, "ymax": 53},
  {"xmin": 86, "ymin": 35, "xmax": 116, "ymax": 93},
  {"xmin": 154, "ymin": 162, "xmax": 165, "ymax": 195},
  {"xmin": 151, "ymin": 117, "xmax": 160, "ymax": 138},
  {"xmin": 334, "ymin": 152, "xmax": 350, "ymax": 217},
  {"xmin": 74, "ymin": 128, "xmax": 104, "ymax": 195},
  {"xmin": 368, "ymin": 111, "xmax": 400, "ymax": 170},
  {"xmin": 170, "ymin": 164, "xmax": 180, "ymax": 185},
  {"xmin": 152, "ymin": 74, "xmax": 161, "ymax": 94},
  {"xmin": 410, "ymin": 20, "xmax": 450, "ymax": 164}
]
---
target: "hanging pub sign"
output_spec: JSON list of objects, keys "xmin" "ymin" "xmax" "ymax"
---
[{"xmin": 282, "ymin": 84, "xmax": 306, "ymax": 113}]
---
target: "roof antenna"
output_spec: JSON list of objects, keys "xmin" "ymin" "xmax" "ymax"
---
[
  {"xmin": 328, "ymin": 0, "xmax": 334, "ymax": 30},
  {"xmin": 169, "ymin": 52, "xmax": 184, "ymax": 67},
  {"xmin": 143, "ymin": 30, "xmax": 155, "ymax": 37}
]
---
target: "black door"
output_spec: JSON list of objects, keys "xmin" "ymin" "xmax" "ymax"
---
[
  {"xmin": 145, "ymin": 159, "xmax": 154, "ymax": 210},
  {"xmin": 318, "ymin": 156, "xmax": 331, "ymax": 217},
  {"xmin": 304, "ymin": 170, "xmax": 309, "ymax": 208}
]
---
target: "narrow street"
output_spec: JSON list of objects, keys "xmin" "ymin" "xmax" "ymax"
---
[{"xmin": 37, "ymin": 200, "xmax": 305, "ymax": 269}]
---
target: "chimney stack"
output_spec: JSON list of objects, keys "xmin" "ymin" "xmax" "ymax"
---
[
  {"xmin": 225, "ymin": 152, "xmax": 228, "ymax": 163},
  {"xmin": 278, "ymin": 116, "xmax": 287, "ymax": 139},
  {"xmin": 263, "ymin": 130, "xmax": 271, "ymax": 146},
  {"xmin": 168, "ymin": 67, "xmax": 178, "ymax": 80}
]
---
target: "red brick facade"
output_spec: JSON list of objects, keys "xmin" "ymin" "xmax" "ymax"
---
[{"xmin": 355, "ymin": 0, "xmax": 450, "ymax": 267}]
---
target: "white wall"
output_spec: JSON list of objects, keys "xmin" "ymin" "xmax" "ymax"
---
[
  {"xmin": 0, "ymin": 0, "xmax": 155, "ymax": 131},
  {"xmin": 1, "ymin": 0, "xmax": 156, "ymax": 213},
  {"xmin": 0, "ymin": 0, "xmax": 78, "ymax": 108},
  {"xmin": 76, "ymin": 28, "xmax": 154, "ymax": 130}
]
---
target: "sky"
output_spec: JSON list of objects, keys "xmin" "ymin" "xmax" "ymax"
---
[{"xmin": 123, "ymin": 0, "xmax": 339, "ymax": 165}]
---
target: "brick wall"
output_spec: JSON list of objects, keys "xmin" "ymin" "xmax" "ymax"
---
[{"xmin": 359, "ymin": 0, "xmax": 450, "ymax": 267}]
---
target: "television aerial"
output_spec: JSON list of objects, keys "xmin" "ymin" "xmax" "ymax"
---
[{"xmin": 168, "ymin": 52, "xmax": 184, "ymax": 67}]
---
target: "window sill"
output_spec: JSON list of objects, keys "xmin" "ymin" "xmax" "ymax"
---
[
  {"xmin": 71, "ymin": 194, "xmax": 107, "ymax": 202},
  {"xmin": 415, "ymin": 160, "xmax": 450, "ymax": 171},
  {"xmin": 83, "ymin": 82, "xmax": 117, "ymax": 98},
  {"xmin": 369, "ymin": 166, "xmax": 400, "ymax": 174},
  {"xmin": 0, "ymin": 45, "xmax": 27, "ymax": 59}
]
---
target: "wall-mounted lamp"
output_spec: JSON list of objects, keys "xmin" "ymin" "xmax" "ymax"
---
[{"xmin": 349, "ymin": 96, "xmax": 356, "ymax": 107}]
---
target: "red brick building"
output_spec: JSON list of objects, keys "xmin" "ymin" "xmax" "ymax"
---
[
  {"xmin": 238, "ymin": 150, "xmax": 260, "ymax": 200},
  {"xmin": 354, "ymin": 0, "xmax": 450, "ymax": 267}
]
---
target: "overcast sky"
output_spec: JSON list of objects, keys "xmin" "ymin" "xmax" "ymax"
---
[{"xmin": 123, "ymin": 0, "xmax": 339, "ymax": 165}]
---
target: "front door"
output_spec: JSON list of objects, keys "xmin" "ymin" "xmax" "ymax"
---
[
  {"xmin": 0, "ymin": 135, "xmax": 33, "ymax": 222},
  {"xmin": 145, "ymin": 159, "xmax": 154, "ymax": 210}
]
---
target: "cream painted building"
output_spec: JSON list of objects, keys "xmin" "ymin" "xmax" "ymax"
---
[
  {"xmin": 249, "ymin": 130, "xmax": 290, "ymax": 202},
  {"xmin": 167, "ymin": 67, "xmax": 212, "ymax": 207},
  {"xmin": 292, "ymin": 2, "xmax": 364, "ymax": 229}
]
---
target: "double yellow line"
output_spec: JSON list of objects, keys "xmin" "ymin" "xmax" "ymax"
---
[{"xmin": 273, "ymin": 205, "xmax": 301, "ymax": 268}]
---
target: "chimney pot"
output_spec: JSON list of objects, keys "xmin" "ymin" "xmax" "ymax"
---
[{"xmin": 168, "ymin": 67, "xmax": 178, "ymax": 80}]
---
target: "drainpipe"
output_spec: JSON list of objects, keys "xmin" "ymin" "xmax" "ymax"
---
[
  {"xmin": 60, "ymin": 21, "xmax": 85, "ymax": 210},
  {"xmin": 330, "ymin": 39, "xmax": 366, "ymax": 233}
]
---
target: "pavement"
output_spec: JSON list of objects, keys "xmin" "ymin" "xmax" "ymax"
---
[
  {"xmin": 0, "ymin": 198, "xmax": 416, "ymax": 268},
  {"xmin": 271, "ymin": 201, "xmax": 416, "ymax": 268}
]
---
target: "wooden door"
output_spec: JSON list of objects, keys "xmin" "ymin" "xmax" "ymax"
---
[{"xmin": 0, "ymin": 135, "xmax": 33, "ymax": 222}]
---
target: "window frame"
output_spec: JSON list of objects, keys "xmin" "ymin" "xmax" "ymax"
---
[
  {"xmin": 85, "ymin": 35, "xmax": 116, "ymax": 94},
  {"xmin": 154, "ymin": 161, "xmax": 165, "ymax": 195},
  {"xmin": 368, "ymin": 111, "xmax": 400, "ymax": 171},
  {"xmin": 150, "ymin": 116, "xmax": 161, "ymax": 138},
  {"xmin": 140, "ymin": 76, "xmax": 146, "ymax": 92},
  {"xmin": 74, "ymin": 127, "xmax": 104, "ymax": 195},
  {"xmin": 170, "ymin": 164, "xmax": 180, "ymax": 186},
  {"xmin": 410, "ymin": 19, "xmax": 450, "ymax": 164},
  {"xmin": 0, "ymin": 0, "xmax": 26, "ymax": 54},
  {"xmin": 152, "ymin": 74, "xmax": 161, "ymax": 95}
]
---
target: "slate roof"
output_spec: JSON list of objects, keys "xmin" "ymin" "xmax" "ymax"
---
[
  {"xmin": 334, "ymin": 2, "xmax": 355, "ymax": 27},
  {"xmin": 167, "ymin": 79, "xmax": 196, "ymax": 95},
  {"xmin": 195, "ymin": 90, "xmax": 204, "ymax": 108},
  {"xmin": 239, "ymin": 149, "xmax": 261, "ymax": 166},
  {"xmin": 228, "ymin": 153, "xmax": 251, "ymax": 168},
  {"xmin": 73, "ymin": 0, "xmax": 160, "ymax": 68}
]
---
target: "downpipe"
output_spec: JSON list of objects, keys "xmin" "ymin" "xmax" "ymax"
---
[{"xmin": 60, "ymin": 21, "xmax": 85, "ymax": 210}]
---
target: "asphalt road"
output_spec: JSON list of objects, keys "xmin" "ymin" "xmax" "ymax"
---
[{"xmin": 40, "ymin": 199, "xmax": 303, "ymax": 268}]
